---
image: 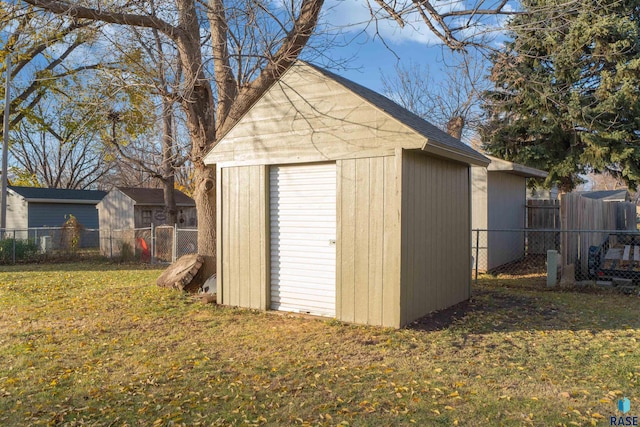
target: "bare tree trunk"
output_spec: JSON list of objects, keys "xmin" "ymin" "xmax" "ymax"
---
[
  {"xmin": 22, "ymin": 0, "xmax": 324, "ymax": 284},
  {"xmin": 161, "ymin": 97, "xmax": 178, "ymax": 225},
  {"xmin": 446, "ymin": 116, "xmax": 465, "ymax": 140},
  {"xmin": 162, "ymin": 178, "xmax": 177, "ymax": 224},
  {"xmin": 192, "ymin": 163, "xmax": 216, "ymax": 279}
]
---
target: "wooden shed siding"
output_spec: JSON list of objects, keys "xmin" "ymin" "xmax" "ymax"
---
[
  {"xmin": 471, "ymin": 166, "xmax": 488, "ymax": 230},
  {"xmin": 98, "ymin": 190, "xmax": 135, "ymax": 231},
  {"xmin": 219, "ymin": 165, "xmax": 268, "ymax": 309},
  {"xmin": 336, "ymin": 155, "xmax": 401, "ymax": 328},
  {"xmin": 486, "ymin": 172, "xmax": 526, "ymax": 269},
  {"xmin": 97, "ymin": 190, "xmax": 135, "ymax": 256},
  {"xmin": 400, "ymin": 151, "xmax": 471, "ymax": 326},
  {"xmin": 471, "ymin": 166, "xmax": 489, "ymax": 270},
  {"xmin": 206, "ymin": 67, "xmax": 424, "ymax": 167},
  {"xmin": 5, "ymin": 191, "xmax": 28, "ymax": 231}
]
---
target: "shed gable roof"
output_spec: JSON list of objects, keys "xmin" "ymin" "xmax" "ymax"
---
[
  {"xmin": 204, "ymin": 61, "xmax": 489, "ymax": 167},
  {"xmin": 117, "ymin": 187, "xmax": 195, "ymax": 206},
  {"xmin": 309, "ymin": 63, "xmax": 487, "ymax": 164},
  {"xmin": 8, "ymin": 186, "xmax": 107, "ymax": 204},
  {"xmin": 485, "ymin": 155, "xmax": 548, "ymax": 178}
]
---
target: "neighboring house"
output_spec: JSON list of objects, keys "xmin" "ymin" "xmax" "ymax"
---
[
  {"xmin": 0, "ymin": 186, "xmax": 106, "ymax": 247},
  {"xmin": 2, "ymin": 186, "xmax": 106, "ymax": 231},
  {"xmin": 472, "ymin": 156, "xmax": 548, "ymax": 271},
  {"xmin": 97, "ymin": 187, "xmax": 197, "ymax": 230},
  {"xmin": 97, "ymin": 187, "xmax": 197, "ymax": 258},
  {"xmin": 203, "ymin": 61, "xmax": 489, "ymax": 328},
  {"xmin": 575, "ymin": 189, "xmax": 631, "ymax": 202}
]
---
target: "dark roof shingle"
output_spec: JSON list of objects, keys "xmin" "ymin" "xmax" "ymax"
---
[
  {"xmin": 9, "ymin": 186, "xmax": 107, "ymax": 202},
  {"xmin": 577, "ymin": 190, "xmax": 630, "ymax": 201},
  {"xmin": 118, "ymin": 187, "xmax": 195, "ymax": 206},
  {"xmin": 304, "ymin": 62, "xmax": 488, "ymax": 164}
]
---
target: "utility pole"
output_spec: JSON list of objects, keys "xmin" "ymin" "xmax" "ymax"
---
[{"xmin": 1, "ymin": 54, "xmax": 11, "ymax": 230}]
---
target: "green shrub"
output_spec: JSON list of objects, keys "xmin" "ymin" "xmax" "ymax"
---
[
  {"xmin": 0, "ymin": 239, "xmax": 39, "ymax": 263},
  {"xmin": 60, "ymin": 214, "xmax": 83, "ymax": 253},
  {"xmin": 120, "ymin": 242, "xmax": 135, "ymax": 262}
]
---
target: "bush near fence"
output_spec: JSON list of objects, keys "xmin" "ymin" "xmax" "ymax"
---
[{"xmin": 0, "ymin": 226, "xmax": 198, "ymax": 265}]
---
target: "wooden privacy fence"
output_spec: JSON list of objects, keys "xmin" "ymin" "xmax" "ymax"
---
[
  {"xmin": 526, "ymin": 199, "xmax": 560, "ymax": 254},
  {"xmin": 560, "ymin": 193, "xmax": 637, "ymax": 277},
  {"xmin": 527, "ymin": 199, "xmax": 560, "ymax": 229}
]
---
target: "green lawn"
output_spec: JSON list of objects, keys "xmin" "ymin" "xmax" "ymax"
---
[{"xmin": 1, "ymin": 263, "xmax": 639, "ymax": 426}]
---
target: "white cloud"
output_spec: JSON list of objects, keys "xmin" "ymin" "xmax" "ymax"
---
[
  {"xmin": 323, "ymin": 0, "xmax": 444, "ymax": 46},
  {"xmin": 323, "ymin": 0, "xmax": 512, "ymax": 47}
]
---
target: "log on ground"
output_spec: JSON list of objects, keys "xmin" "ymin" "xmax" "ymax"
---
[{"xmin": 156, "ymin": 253, "xmax": 204, "ymax": 292}]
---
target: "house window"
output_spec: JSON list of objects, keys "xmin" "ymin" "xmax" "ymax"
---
[{"xmin": 142, "ymin": 209, "xmax": 152, "ymax": 227}]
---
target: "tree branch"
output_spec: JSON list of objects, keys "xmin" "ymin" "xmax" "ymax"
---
[
  {"xmin": 372, "ymin": 0, "xmax": 406, "ymax": 28},
  {"xmin": 207, "ymin": 0, "xmax": 238, "ymax": 123},
  {"xmin": 21, "ymin": 0, "xmax": 181, "ymax": 40},
  {"xmin": 219, "ymin": 0, "xmax": 324, "ymax": 136}
]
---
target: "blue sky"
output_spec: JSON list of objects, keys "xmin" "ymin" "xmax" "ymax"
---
[
  {"xmin": 331, "ymin": 39, "xmax": 453, "ymax": 93},
  {"xmin": 313, "ymin": 0, "xmax": 508, "ymax": 94}
]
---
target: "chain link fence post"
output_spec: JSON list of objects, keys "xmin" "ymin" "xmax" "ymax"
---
[
  {"xmin": 474, "ymin": 229, "xmax": 480, "ymax": 284},
  {"xmin": 172, "ymin": 224, "xmax": 177, "ymax": 263},
  {"xmin": 151, "ymin": 223, "xmax": 155, "ymax": 264}
]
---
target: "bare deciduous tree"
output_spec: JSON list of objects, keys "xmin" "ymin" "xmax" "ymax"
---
[
  {"xmin": 20, "ymin": 0, "xmax": 523, "ymax": 279},
  {"xmin": 368, "ymin": 0, "xmax": 516, "ymax": 50},
  {"xmin": 99, "ymin": 22, "xmax": 190, "ymax": 225},
  {"xmin": 1, "ymin": 4, "xmax": 103, "ymax": 137},
  {"xmin": 381, "ymin": 52, "xmax": 489, "ymax": 142},
  {"xmin": 10, "ymin": 100, "xmax": 112, "ymax": 189},
  {"xmin": 20, "ymin": 0, "xmax": 324, "ymax": 279}
]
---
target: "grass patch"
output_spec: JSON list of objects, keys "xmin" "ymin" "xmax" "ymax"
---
[{"xmin": 1, "ymin": 263, "xmax": 640, "ymax": 426}]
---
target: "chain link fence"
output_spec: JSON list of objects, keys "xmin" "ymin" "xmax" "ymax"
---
[
  {"xmin": 0, "ymin": 225, "xmax": 199, "ymax": 265},
  {"xmin": 473, "ymin": 229, "xmax": 640, "ymax": 290},
  {"xmin": 0, "ymin": 227, "xmax": 102, "ymax": 264}
]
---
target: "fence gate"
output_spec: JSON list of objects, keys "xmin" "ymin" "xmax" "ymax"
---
[{"xmin": 154, "ymin": 225, "xmax": 174, "ymax": 263}]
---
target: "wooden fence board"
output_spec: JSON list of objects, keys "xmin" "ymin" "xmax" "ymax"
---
[
  {"xmin": 526, "ymin": 199, "xmax": 560, "ymax": 254},
  {"xmin": 560, "ymin": 193, "xmax": 637, "ymax": 277}
]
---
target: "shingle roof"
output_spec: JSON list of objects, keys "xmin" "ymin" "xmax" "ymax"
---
[
  {"xmin": 486, "ymin": 155, "xmax": 548, "ymax": 178},
  {"xmin": 118, "ymin": 187, "xmax": 195, "ymax": 206},
  {"xmin": 577, "ymin": 190, "xmax": 630, "ymax": 201},
  {"xmin": 304, "ymin": 62, "xmax": 489, "ymax": 165},
  {"xmin": 9, "ymin": 186, "xmax": 107, "ymax": 203}
]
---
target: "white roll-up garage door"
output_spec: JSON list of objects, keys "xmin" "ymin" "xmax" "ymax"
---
[{"xmin": 270, "ymin": 163, "xmax": 336, "ymax": 317}]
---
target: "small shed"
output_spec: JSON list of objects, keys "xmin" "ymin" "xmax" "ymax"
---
[
  {"xmin": 471, "ymin": 156, "xmax": 548, "ymax": 271},
  {"xmin": 3, "ymin": 185, "xmax": 106, "ymax": 232},
  {"xmin": 97, "ymin": 187, "xmax": 197, "ymax": 230},
  {"xmin": 203, "ymin": 61, "xmax": 489, "ymax": 328}
]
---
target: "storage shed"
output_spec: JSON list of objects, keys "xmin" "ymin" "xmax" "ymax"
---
[
  {"xmin": 471, "ymin": 156, "xmax": 548, "ymax": 271},
  {"xmin": 204, "ymin": 61, "xmax": 489, "ymax": 328},
  {"xmin": 2, "ymin": 185, "xmax": 106, "ymax": 232}
]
